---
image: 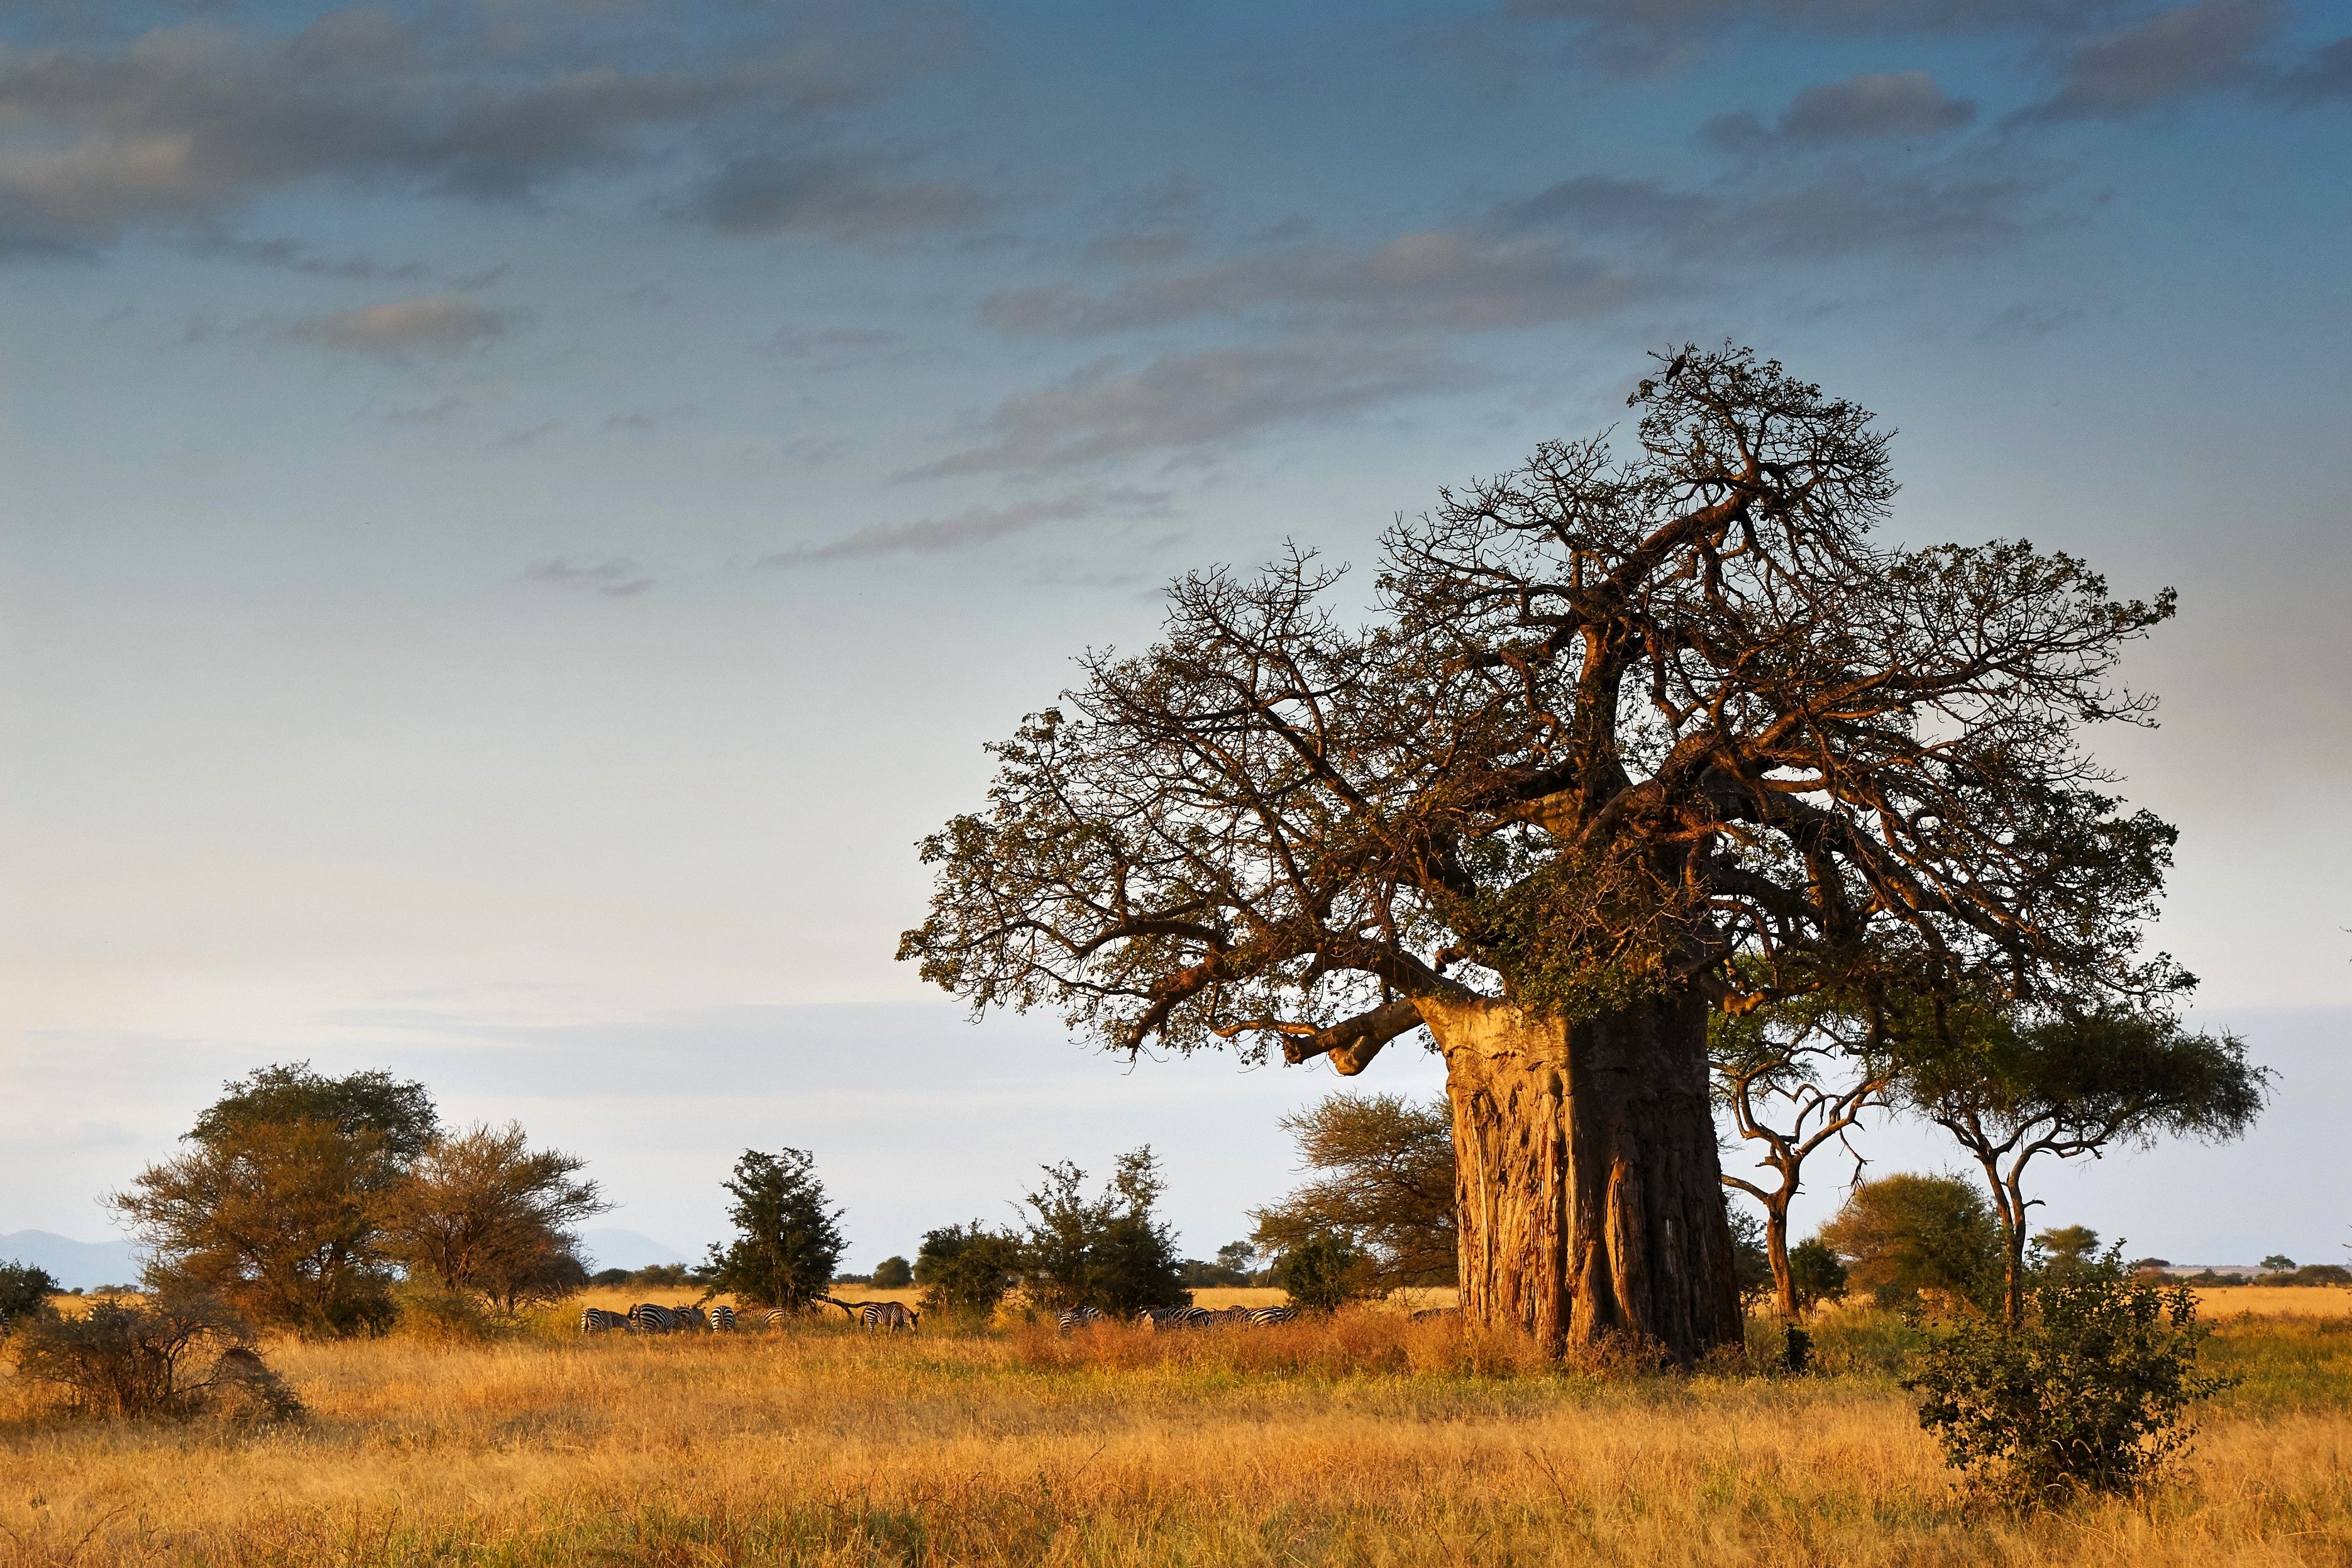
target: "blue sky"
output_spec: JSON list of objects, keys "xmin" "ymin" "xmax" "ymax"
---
[{"xmin": 2, "ymin": 0, "xmax": 2347, "ymax": 1268}]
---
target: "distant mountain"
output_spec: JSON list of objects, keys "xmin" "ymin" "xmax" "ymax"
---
[
  {"xmin": 0, "ymin": 1230, "xmax": 141, "ymax": 1291},
  {"xmin": 575, "ymin": 1228, "xmax": 692, "ymax": 1271}
]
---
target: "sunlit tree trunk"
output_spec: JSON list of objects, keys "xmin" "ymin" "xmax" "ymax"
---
[{"xmin": 1423, "ymin": 993, "xmax": 1743, "ymax": 1364}]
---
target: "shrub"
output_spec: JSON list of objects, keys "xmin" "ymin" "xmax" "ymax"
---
[
  {"xmin": 1, "ymin": 1259, "xmax": 62, "ymax": 1323},
  {"xmin": 1902, "ymin": 1252, "xmax": 2230, "ymax": 1504},
  {"xmin": 703, "ymin": 1147, "xmax": 846, "ymax": 1312},
  {"xmin": 1015, "ymin": 1149, "xmax": 1190, "ymax": 1315},
  {"xmin": 871, "ymin": 1256, "xmax": 914, "ymax": 1289},
  {"xmin": 6, "ymin": 1297, "xmax": 302, "ymax": 1422},
  {"xmin": 913, "ymin": 1223, "xmax": 1020, "ymax": 1325},
  {"xmin": 1277, "ymin": 1229, "xmax": 1371, "ymax": 1313},
  {"xmin": 1819, "ymin": 1173, "xmax": 2001, "ymax": 1311},
  {"xmin": 1728, "ymin": 1207, "xmax": 1774, "ymax": 1311},
  {"xmin": 1787, "ymin": 1238, "xmax": 1849, "ymax": 1310}
]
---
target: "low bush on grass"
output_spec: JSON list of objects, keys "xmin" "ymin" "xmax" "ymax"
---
[
  {"xmin": 1902, "ymin": 1253, "xmax": 2229, "ymax": 1504},
  {"xmin": 6, "ymin": 1296, "xmax": 302, "ymax": 1422}
]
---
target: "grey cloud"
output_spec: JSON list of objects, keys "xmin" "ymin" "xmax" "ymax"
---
[
  {"xmin": 2018, "ymin": 0, "xmax": 2283, "ymax": 119},
  {"xmin": 1704, "ymin": 70, "xmax": 1974, "ymax": 150},
  {"xmin": 2278, "ymin": 34, "xmax": 2352, "ymax": 101},
  {"xmin": 910, "ymin": 341, "xmax": 1490, "ymax": 476},
  {"xmin": 985, "ymin": 231, "xmax": 1635, "ymax": 338},
  {"xmin": 185, "ymin": 233, "xmax": 433, "ymax": 281},
  {"xmin": 0, "ymin": 8, "xmax": 957, "ymax": 257},
  {"xmin": 522, "ymin": 558, "xmax": 653, "ymax": 598},
  {"xmin": 1980, "ymin": 302, "xmax": 2085, "ymax": 338},
  {"xmin": 757, "ymin": 487, "xmax": 1171, "ymax": 565},
  {"xmin": 280, "ymin": 295, "xmax": 516, "ymax": 360},
  {"xmin": 381, "ymin": 395, "xmax": 467, "ymax": 424},
  {"xmin": 499, "ymin": 421, "xmax": 563, "ymax": 450},
  {"xmin": 1506, "ymin": 0, "xmax": 2129, "ymax": 76},
  {"xmin": 683, "ymin": 153, "xmax": 990, "ymax": 240},
  {"xmin": 1494, "ymin": 170, "xmax": 2033, "ymax": 259}
]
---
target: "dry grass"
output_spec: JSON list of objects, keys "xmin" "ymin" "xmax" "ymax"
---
[{"xmin": 1, "ymin": 1306, "xmax": 2346, "ymax": 1566}]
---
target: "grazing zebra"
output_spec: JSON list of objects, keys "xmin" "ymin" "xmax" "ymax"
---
[
  {"xmin": 1236, "ymin": 1305, "xmax": 1298, "ymax": 1327},
  {"xmin": 1410, "ymin": 1307, "xmax": 1459, "ymax": 1322},
  {"xmin": 709, "ymin": 1305, "xmax": 736, "ymax": 1331},
  {"xmin": 858, "ymin": 1301, "xmax": 919, "ymax": 1332},
  {"xmin": 1056, "ymin": 1306, "xmax": 1105, "ymax": 1333},
  {"xmin": 1139, "ymin": 1306, "xmax": 1213, "ymax": 1330},
  {"xmin": 628, "ymin": 1303, "xmax": 692, "ymax": 1333},
  {"xmin": 579, "ymin": 1307, "xmax": 630, "ymax": 1333}
]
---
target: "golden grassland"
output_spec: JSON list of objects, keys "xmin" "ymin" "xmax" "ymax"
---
[{"xmin": 3, "ymin": 1300, "xmax": 2349, "ymax": 1567}]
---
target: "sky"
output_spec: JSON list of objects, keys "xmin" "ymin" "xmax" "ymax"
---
[{"xmin": 1, "ymin": 0, "xmax": 2347, "ymax": 1271}]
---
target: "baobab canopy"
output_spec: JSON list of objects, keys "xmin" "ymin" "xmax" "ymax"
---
[{"xmin": 900, "ymin": 344, "xmax": 2188, "ymax": 1363}]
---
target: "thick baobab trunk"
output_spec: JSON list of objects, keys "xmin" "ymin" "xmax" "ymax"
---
[{"xmin": 1422, "ymin": 992, "xmax": 1742, "ymax": 1365}]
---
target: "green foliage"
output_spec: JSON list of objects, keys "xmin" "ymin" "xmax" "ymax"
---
[
  {"xmin": 1015, "ymin": 1147, "xmax": 1190, "ymax": 1315},
  {"xmin": 871, "ymin": 1256, "xmax": 914, "ymax": 1290},
  {"xmin": 1787, "ymin": 1238, "xmax": 1850, "ymax": 1311},
  {"xmin": 1249, "ymin": 1093, "xmax": 1456, "ymax": 1291},
  {"xmin": 1276, "ymin": 1230, "xmax": 1372, "ymax": 1313},
  {"xmin": 912, "ymin": 1224, "xmax": 1020, "ymax": 1323},
  {"xmin": 1818, "ymin": 1173, "xmax": 2001, "ymax": 1311},
  {"xmin": 6, "ymin": 1296, "xmax": 301, "ymax": 1421},
  {"xmin": 1728, "ymin": 1206, "xmax": 1774, "ymax": 1311},
  {"xmin": 190, "ymin": 1061, "xmax": 439, "ymax": 1162},
  {"xmin": 0, "ymin": 1259, "xmax": 62, "ymax": 1322},
  {"xmin": 703, "ymin": 1148, "xmax": 846, "ymax": 1313},
  {"xmin": 2034, "ymin": 1225, "xmax": 2101, "ymax": 1275},
  {"xmin": 2260, "ymin": 1254, "xmax": 2296, "ymax": 1271},
  {"xmin": 1902, "ymin": 1252, "xmax": 2231, "ymax": 1504}
]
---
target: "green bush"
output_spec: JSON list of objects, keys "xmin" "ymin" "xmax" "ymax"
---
[
  {"xmin": 913, "ymin": 1223, "xmax": 1020, "ymax": 1325},
  {"xmin": 1902, "ymin": 1252, "xmax": 2230, "ymax": 1504},
  {"xmin": 1787, "ymin": 1238, "xmax": 1848, "ymax": 1310},
  {"xmin": 1278, "ymin": 1230, "xmax": 1371, "ymax": 1314},
  {"xmin": 1, "ymin": 1259, "xmax": 62, "ymax": 1323}
]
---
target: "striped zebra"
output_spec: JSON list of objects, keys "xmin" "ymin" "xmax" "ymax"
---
[
  {"xmin": 1236, "ymin": 1305, "xmax": 1298, "ymax": 1327},
  {"xmin": 1139, "ymin": 1306, "xmax": 1212, "ymax": 1330},
  {"xmin": 628, "ymin": 1303, "xmax": 695, "ymax": 1333},
  {"xmin": 579, "ymin": 1307, "xmax": 630, "ymax": 1333},
  {"xmin": 709, "ymin": 1305, "xmax": 736, "ymax": 1331},
  {"xmin": 1056, "ymin": 1306, "xmax": 1105, "ymax": 1333},
  {"xmin": 858, "ymin": 1301, "xmax": 919, "ymax": 1332}
]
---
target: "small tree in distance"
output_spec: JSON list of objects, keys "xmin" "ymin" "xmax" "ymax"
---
[
  {"xmin": 914, "ymin": 1223, "xmax": 1021, "ymax": 1325},
  {"xmin": 1786, "ymin": 1239, "xmax": 1848, "ymax": 1311},
  {"xmin": 384, "ymin": 1122, "xmax": 608, "ymax": 1314},
  {"xmin": 0, "ymin": 1260, "xmax": 62, "ymax": 1323},
  {"xmin": 1818, "ymin": 1174, "xmax": 2000, "ymax": 1311},
  {"xmin": 1278, "ymin": 1230, "xmax": 1371, "ymax": 1313},
  {"xmin": 870, "ymin": 1256, "xmax": 914, "ymax": 1289},
  {"xmin": 704, "ymin": 1149, "xmax": 845, "ymax": 1313},
  {"xmin": 1251, "ymin": 1093, "xmax": 1456, "ymax": 1295},
  {"xmin": 1016, "ymin": 1147, "xmax": 1189, "ymax": 1317}
]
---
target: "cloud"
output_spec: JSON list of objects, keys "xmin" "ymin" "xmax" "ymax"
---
[
  {"xmin": 1084, "ymin": 230, "xmax": 1190, "ymax": 266},
  {"xmin": 2277, "ymin": 34, "xmax": 2352, "ymax": 101},
  {"xmin": 1506, "ymin": 0, "xmax": 2133, "ymax": 77},
  {"xmin": 522, "ymin": 558, "xmax": 654, "ymax": 598},
  {"xmin": 1703, "ymin": 70, "xmax": 1975, "ymax": 150},
  {"xmin": 909, "ymin": 341, "xmax": 1489, "ymax": 475},
  {"xmin": 2018, "ymin": 0, "xmax": 2283, "ymax": 120},
  {"xmin": 0, "ymin": 8, "xmax": 961, "ymax": 258},
  {"xmin": 757, "ymin": 487, "xmax": 1172, "ymax": 565},
  {"xmin": 498, "ymin": 421, "xmax": 563, "ymax": 450},
  {"xmin": 985, "ymin": 231, "xmax": 1637, "ymax": 337},
  {"xmin": 1979, "ymin": 302, "xmax": 2085, "ymax": 338},
  {"xmin": 1493, "ymin": 170, "xmax": 2035, "ymax": 260},
  {"xmin": 681, "ymin": 152, "xmax": 990, "ymax": 240},
  {"xmin": 280, "ymin": 296, "xmax": 515, "ymax": 360}
]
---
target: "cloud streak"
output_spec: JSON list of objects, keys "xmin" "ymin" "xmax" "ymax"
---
[
  {"xmin": 522, "ymin": 558, "xmax": 654, "ymax": 598},
  {"xmin": 280, "ymin": 296, "xmax": 516, "ymax": 360},
  {"xmin": 2016, "ymin": 0, "xmax": 2283, "ymax": 121},
  {"xmin": 758, "ymin": 488, "xmax": 1172, "ymax": 565},
  {"xmin": 1704, "ymin": 70, "xmax": 1975, "ymax": 150}
]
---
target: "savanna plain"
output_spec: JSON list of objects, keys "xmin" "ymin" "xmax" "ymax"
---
[{"xmin": 3, "ymin": 1287, "xmax": 2348, "ymax": 1568}]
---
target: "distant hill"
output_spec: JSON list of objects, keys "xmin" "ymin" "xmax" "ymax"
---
[
  {"xmin": 575, "ymin": 1228, "xmax": 692, "ymax": 1271},
  {"xmin": 0, "ymin": 1230, "xmax": 141, "ymax": 1291}
]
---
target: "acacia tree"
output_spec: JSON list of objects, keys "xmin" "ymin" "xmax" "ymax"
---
[
  {"xmin": 901, "ymin": 346, "xmax": 2185, "ymax": 1364},
  {"xmin": 1711, "ymin": 994, "xmax": 1897, "ymax": 1316},
  {"xmin": 1901, "ymin": 1005, "xmax": 2263, "ymax": 1325},
  {"xmin": 383, "ymin": 1122, "xmax": 607, "ymax": 1313},
  {"xmin": 1249, "ymin": 1093, "xmax": 1457, "ymax": 1292},
  {"xmin": 702, "ymin": 1148, "xmax": 846, "ymax": 1313}
]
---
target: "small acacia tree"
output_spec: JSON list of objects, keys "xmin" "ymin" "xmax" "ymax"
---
[
  {"xmin": 1818, "ymin": 1173, "xmax": 2001, "ymax": 1310},
  {"xmin": 1249, "ymin": 1093, "xmax": 1457, "ymax": 1293},
  {"xmin": 902, "ymin": 346, "xmax": 2189, "ymax": 1364},
  {"xmin": 913, "ymin": 1223, "xmax": 1022, "ymax": 1325},
  {"xmin": 703, "ymin": 1149, "xmax": 846, "ymax": 1313},
  {"xmin": 1901, "ymin": 1005, "xmax": 2265, "ymax": 1325},
  {"xmin": 1712, "ymin": 991, "xmax": 1897, "ymax": 1317},
  {"xmin": 383, "ymin": 1122, "xmax": 608, "ymax": 1313}
]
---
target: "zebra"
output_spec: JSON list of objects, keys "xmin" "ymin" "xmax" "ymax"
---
[
  {"xmin": 709, "ymin": 1305, "xmax": 736, "ymax": 1331},
  {"xmin": 858, "ymin": 1301, "xmax": 919, "ymax": 1332},
  {"xmin": 579, "ymin": 1307, "xmax": 630, "ymax": 1333},
  {"xmin": 628, "ymin": 1303, "xmax": 693, "ymax": 1333},
  {"xmin": 1235, "ymin": 1305, "xmax": 1298, "ymax": 1327},
  {"xmin": 1056, "ymin": 1306, "xmax": 1105, "ymax": 1333},
  {"xmin": 1411, "ymin": 1307, "xmax": 1460, "ymax": 1322},
  {"xmin": 1139, "ymin": 1306, "xmax": 1212, "ymax": 1330}
]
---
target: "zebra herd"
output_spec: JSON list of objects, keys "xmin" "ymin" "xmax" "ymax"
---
[
  {"xmin": 581, "ymin": 1300, "xmax": 1293, "ymax": 1336},
  {"xmin": 579, "ymin": 1300, "xmax": 919, "ymax": 1334}
]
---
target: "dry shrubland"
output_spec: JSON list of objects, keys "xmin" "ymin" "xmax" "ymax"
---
[{"xmin": 0, "ymin": 1297, "xmax": 2345, "ymax": 1567}]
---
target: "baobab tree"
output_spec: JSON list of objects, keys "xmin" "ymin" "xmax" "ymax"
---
[{"xmin": 900, "ymin": 345, "xmax": 2186, "ymax": 1364}]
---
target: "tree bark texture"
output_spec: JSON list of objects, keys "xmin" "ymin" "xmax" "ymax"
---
[{"xmin": 1422, "ymin": 993, "xmax": 1742, "ymax": 1365}]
